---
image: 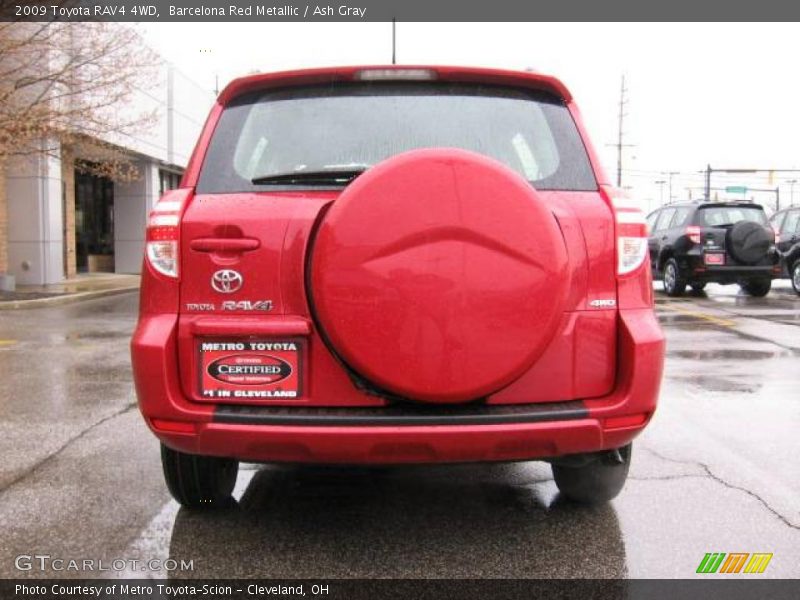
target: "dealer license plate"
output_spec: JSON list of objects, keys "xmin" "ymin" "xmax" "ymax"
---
[{"xmin": 198, "ymin": 339, "xmax": 303, "ymax": 400}]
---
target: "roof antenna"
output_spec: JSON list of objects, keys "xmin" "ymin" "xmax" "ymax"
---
[{"xmin": 392, "ymin": 18, "xmax": 396, "ymax": 64}]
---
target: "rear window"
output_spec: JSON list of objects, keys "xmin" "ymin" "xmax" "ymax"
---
[
  {"xmin": 698, "ymin": 206, "xmax": 767, "ymax": 227},
  {"xmin": 197, "ymin": 82, "xmax": 597, "ymax": 193}
]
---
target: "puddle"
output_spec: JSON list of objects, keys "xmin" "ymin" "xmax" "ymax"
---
[
  {"xmin": 65, "ymin": 330, "xmax": 129, "ymax": 340},
  {"xmin": 670, "ymin": 349, "xmax": 778, "ymax": 361},
  {"xmin": 671, "ymin": 375, "xmax": 761, "ymax": 394},
  {"xmin": 73, "ymin": 364, "xmax": 131, "ymax": 380}
]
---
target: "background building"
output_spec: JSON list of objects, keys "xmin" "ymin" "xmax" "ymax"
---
[{"xmin": 1, "ymin": 61, "xmax": 213, "ymax": 285}]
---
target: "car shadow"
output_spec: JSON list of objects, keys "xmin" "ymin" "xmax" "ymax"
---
[{"xmin": 168, "ymin": 462, "xmax": 627, "ymax": 578}]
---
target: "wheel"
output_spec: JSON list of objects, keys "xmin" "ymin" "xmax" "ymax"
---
[
  {"xmin": 792, "ymin": 262, "xmax": 800, "ymax": 295},
  {"xmin": 662, "ymin": 258, "xmax": 686, "ymax": 297},
  {"xmin": 739, "ymin": 279, "xmax": 771, "ymax": 297},
  {"xmin": 552, "ymin": 445, "xmax": 632, "ymax": 504},
  {"xmin": 161, "ymin": 444, "xmax": 238, "ymax": 509},
  {"xmin": 690, "ymin": 282, "xmax": 706, "ymax": 292}
]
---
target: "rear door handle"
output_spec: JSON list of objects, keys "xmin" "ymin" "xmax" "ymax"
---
[{"xmin": 190, "ymin": 238, "xmax": 260, "ymax": 253}]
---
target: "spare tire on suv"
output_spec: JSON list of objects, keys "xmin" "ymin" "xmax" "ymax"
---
[
  {"xmin": 726, "ymin": 221, "xmax": 772, "ymax": 265},
  {"xmin": 309, "ymin": 148, "xmax": 569, "ymax": 403}
]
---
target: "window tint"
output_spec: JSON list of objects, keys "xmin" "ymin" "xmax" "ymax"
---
[
  {"xmin": 699, "ymin": 206, "xmax": 766, "ymax": 226},
  {"xmin": 655, "ymin": 208, "xmax": 676, "ymax": 231},
  {"xmin": 769, "ymin": 211, "xmax": 785, "ymax": 232},
  {"xmin": 197, "ymin": 82, "xmax": 597, "ymax": 193},
  {"xmin": 782, "ymin": 210, "xmax": 800, "ymax": 235},
  {"xmin": 646, "ymin": 211, "xmax": 659, "ymax": 233},
  {"xmin": 671, "ymin": 207, "xmax": 692, "ymax": 228}
]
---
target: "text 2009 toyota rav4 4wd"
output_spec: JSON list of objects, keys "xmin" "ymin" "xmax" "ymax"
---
[{"xmin": 131, "ymin": 66, "xmax": 665, "ymax": 508}]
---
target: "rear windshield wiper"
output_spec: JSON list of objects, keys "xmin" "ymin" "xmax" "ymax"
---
[{"xmin": 251, "ymin": 168, "xmax": 366, "ymax": 186}]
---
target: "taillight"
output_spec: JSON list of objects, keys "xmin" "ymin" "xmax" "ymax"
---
[
  {"xmin": 685, "ymin": 225, "xmax": 702, "ymax": 244},
  {"xmin": 145, "ymin": 189, "xmax": 191, "ymax": 279},
  {"xmin": 604, "ymin": 188, "xmax": 648, "ymax": 276},
  {"xmin": 355, "ymin": 68, "xmax": 437, "ymax": 81}
]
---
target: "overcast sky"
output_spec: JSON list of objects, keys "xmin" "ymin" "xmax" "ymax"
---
[{"xmin": 141, "ymin": 22, "xmax": 800, "ymax": 210}]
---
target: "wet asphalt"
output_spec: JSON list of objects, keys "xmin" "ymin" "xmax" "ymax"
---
[{"xmin": 0, "ymin": 284, "xmax": 798, "ymax": 579}]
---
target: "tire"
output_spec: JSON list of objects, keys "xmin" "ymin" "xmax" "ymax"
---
[
  {"xmin": 690, "ymin": 282, "xmax": 707, "ymax": 292},
  {"xmin": 792, "ymin": 261, "xmax": 800, "ymax": 295},
  {"xmin": 161, "ymin": 444, "xmax": 238, "ymax": 509},
  {"xmin": 726, "ymin": 221, "xmax": 772, "ymax": 265},
  {"xmin": 739, "ymin": 279, "xmax": 771, "ymax": 297},
  {"xmin": 552, "ymin": 445, "xmax": 632, "ymax": 504},
  {"xmin": 309, "ymin": 148, "xmax": 568, "ymax": 403},
  {"xmin": 662, "ymin": 258, "xmax": 686, "ymax": 297}
]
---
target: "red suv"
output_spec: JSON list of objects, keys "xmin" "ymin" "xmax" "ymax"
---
[{"xmin": 131, "ymin": 66, "xmax": 664, "ymax": 508}]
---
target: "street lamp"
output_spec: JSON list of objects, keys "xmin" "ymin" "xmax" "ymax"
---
[{"xmin": 655, "ymin": 180, "xmax": 666, "ymax": 206}]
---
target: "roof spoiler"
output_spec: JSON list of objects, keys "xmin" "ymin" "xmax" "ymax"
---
[{"xmin": 217, "ymin": 65, "xmax": 573, "ymax": 105}]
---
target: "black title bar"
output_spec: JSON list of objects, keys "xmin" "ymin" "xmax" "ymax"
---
[{"xmin": 2, "ymin": 0, "xmax": 800, "ymax": 22}]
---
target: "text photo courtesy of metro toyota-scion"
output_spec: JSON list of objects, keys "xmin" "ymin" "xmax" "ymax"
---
[{"xmin": 0, "ymin": 4, "xmax": 798, "ymax": 600}]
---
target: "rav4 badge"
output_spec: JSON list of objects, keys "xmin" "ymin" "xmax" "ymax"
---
[{"xmin": 221, "ymin": 300, "xmax": 273, "ymax": 311}]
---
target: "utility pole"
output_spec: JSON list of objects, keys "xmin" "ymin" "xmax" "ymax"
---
[
  {"xmin": 391, "ymin": 18, "xmax": 396, "ymax": 64},
  {"xmin": 663, "ymin": 171, "xmax": 679, "ymax": 203},
  {"xmin": 615, "ymin": 75, "xmax": 628, "ymax": 187},
  {"xmin": 705, "ymin": 164, "xmax": 712, "ymax": 200},
  {"xmin": 655, "ymin": 179, "xmax": 666, "ymax": 205},
  {"xmin": 788, "ymin": 179, "xmax": 797, "ymax": 206}
]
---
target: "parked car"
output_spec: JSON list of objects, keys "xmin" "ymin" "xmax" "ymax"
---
[
  {"xmin": 131, "ymin": 66, "xmax": 665, "ymax": 508},
  {"xmin": 768, "ymin": 206, "xmax": 800, "ymax": 294},
  {"xmin": 646, "ymin": 201, "xmax": 779, "ymax": 297}
]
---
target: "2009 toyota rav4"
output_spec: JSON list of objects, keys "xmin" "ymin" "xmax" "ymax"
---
[{"xmin": 131, "ymin": 66, "xmax": 665, "ymax": 508}]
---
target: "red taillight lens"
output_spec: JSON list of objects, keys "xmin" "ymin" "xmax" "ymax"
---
[
  {"xmin": 145, "ymin": 189, "xmax": 191, "ymax": 279},
  {"xmin": 685, "ymin": 225, "xmax": 702, "ymax": 244},
  {"xmin": 605, "ymin": 189, "xmax": 648, "ymax": 276}
]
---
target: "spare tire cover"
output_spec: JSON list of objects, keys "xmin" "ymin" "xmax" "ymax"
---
[
  {"xmin": 727, "ymin": 221, "xmax": 771, "ymax": 265},
  {"xmin": 309, "ymin": 148, "xmax": 569, "ymax": 403}
]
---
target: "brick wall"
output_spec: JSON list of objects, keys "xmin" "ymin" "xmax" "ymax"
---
[{"xmin": 61, "ymin": 147, "xmax": 76, "ymax": 278}]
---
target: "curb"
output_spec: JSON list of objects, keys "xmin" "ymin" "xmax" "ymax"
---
[{"xmin": 0, "ymin": 286, "xmax": 139, "ymax": 310}]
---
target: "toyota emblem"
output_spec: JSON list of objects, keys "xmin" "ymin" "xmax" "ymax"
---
[{"xmin": 211, "ymin": 269, "xmax": 243, "ymax": 294}]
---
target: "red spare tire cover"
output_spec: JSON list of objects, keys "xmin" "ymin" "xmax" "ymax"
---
[{"xmin": 309, "ymin": 148, "xmax": 569, "ymax": 403}]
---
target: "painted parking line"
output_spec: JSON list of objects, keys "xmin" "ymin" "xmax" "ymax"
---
[
  {"xmin": 657, "ymin": 303, "xmax": 736, "ymax": 328},
  {"xmin": 0, "ymin": 339, "xmax": 17, "ymax": 347}
]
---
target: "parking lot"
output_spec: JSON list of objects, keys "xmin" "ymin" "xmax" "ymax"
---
[{"xmin": 0, "ymin": 284, "xmax": 798, "ymax": 579}]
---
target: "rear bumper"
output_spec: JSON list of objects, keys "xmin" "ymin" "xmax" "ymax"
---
[
  {"xmin": 690, "ymin": 265, "xmax": 776, "ymax": 283},
  {"xmin": 682, "ymin": 253, "xmax": 778, "ymax": 283},
  {"xmin": 131, "ymin": 309, "xmax": 664, "ymax": 464}
]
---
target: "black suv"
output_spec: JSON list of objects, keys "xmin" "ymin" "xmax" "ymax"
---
[
  {"xmin": 646, "ymin": 201, "xmax": 778, "ymax": 297},
  {"xmin": 768, "ymin": 206, "xmax": 800, "ymax": 294}
]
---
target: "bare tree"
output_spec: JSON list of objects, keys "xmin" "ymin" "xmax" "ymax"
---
[{"xmin": 0, "ymin": 17, "xmax": 159, "ymax": 179}]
